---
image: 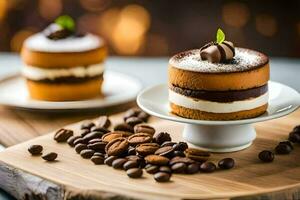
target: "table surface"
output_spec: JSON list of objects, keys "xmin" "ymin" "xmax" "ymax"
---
[{"xmin": 0, "ymin": 53, "xmax": 299, "ymax": 199}]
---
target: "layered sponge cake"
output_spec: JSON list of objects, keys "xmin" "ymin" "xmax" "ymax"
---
[
  {"xmin": 168, "ymin": 39, "xmax": 269, "ymax": 120},
  {"xmin": 21, "ymin": 16, "xmax": 107, "ymax": 101}
]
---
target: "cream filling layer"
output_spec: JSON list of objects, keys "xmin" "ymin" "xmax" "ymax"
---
[
  {"xmin": 169, "ymin": 89, "xmax": 269, "ymax": 113},
  {"xmin": 22, "ymin": 63, "xmax": 104, "ymax": 81}
]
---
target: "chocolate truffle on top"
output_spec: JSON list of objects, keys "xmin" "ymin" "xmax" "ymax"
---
[{"xmin": 168, "ymin": 29, "xmax": 270, "ymax": 120}]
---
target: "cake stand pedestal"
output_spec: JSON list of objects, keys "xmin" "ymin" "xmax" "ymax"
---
[{"xmin": 137, "ymin": 81, "xmax": 300, "ymax": 152}]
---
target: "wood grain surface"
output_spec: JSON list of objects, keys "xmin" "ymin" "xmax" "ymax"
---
[{"xmin": 0, "ymin": 108, "xmax": 299, "ymax": 200}]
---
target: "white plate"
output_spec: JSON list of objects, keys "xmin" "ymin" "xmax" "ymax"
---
[{"xmin": 0, "ymin": 71, "xmax": 142, "ymax": 110}]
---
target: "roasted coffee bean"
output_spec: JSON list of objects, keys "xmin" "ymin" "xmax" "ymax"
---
[
  {"xmin": 128, "ymin": 133, "xmax": 152, "ymax": 146},
  {"xmin": 54, "ymin": 128, "xmax": 73, "ymax": 142},
  {"xmin": 173, "ymin": 151, "xmax": 185, "ymax": 157},
  {"xmin": 145, "ymin": 164, "xmax": 159, "ymax": 174},
  {"xmin": 258, "ymin": 150, "xmax": 274, "ymax": 162},
  {"xmin": 42, "ymin": 152, "xmax": 57, "ymax": 161},
  {"xmin": 279, "ymin": 141, "xmax": 293, "ymax": 150},
  {"xmin": 275, "ymin": 143, "xmax": 292, "ymax": 154},
  {"xmin": 186, "ymin": 163, "xmax": 199, "ymax": 174},
  {"xmin": 134, "ymin": 124, "xmax": 155, "ymax": 135},
  {"xmin": 154, "ymin": 172, "xmax": 170, "ymax": 182},
  {"xmin": 91, "ymin": 155, "xmax": 104, "ymax": 165},
  {"xmin": 293, "ymin": 125, "xmax": 300, "ymax": 133},
  {"xmin": 161, "ymin": 141, "xmax": 176, "ymax": 147},
  {"xmin": 126, "ymin": 155, "xmax": 143, "ymax": 163},
  {"xmin": 80, "ymin": 129, "xmax": 90, "ymax": 137},
  {"xmin": 125, "ymin": 117, "xmax": 143, "ymax": 127},
  {"xmin": 289, "ymin": 131, "xmax": 300, "ymax": 143},
  {"xmin": 199, "ymin": 162, "xmax": 216, "ymax": 173},
  {"xmin": 136, "ymin": 143, "xmax": 160, "ymax": 156},
  {"xmin": 126, "ymin": 168, "xmax": 143, "ymax": 178},
  {"xmin": 154, "ymin": 146, "xmax": 174, "ymax": 157},
  {"xmin": 114, "ymin": 123, "xmax": 134, "ymax": 133},
  {"xmin": 171, "ymin": 163, "xmax": 187, "ymax": 173},
  {"xmin": 96, "ymin": 116, "xmax": 111, "ymax": 128},
  {"xmin": 218, "ymin": 158, "xmax": 235, "ymax": 169},
  {"xmin": 112, "ymin": 158, "xmax": 127, "ymax": 169},
  {"xmin": 81, "ymin": 121, "xmax": 95, "ymax": 130},
  {"xmin": 102, "ymin": 131, "xmax": 131, "ymax": 143},
  {"xmin": 94, "ymin": 152, "xmax": 105, "ymax": 157},
  {"xmin": 127, "ymin": 146, "xmax": 136, "ymax": 155},
  {"xmin": 73, "ymin": 137, "xmax": 86, "ymax": 145},
  {"xmin": 159, "ymin": 166, "xmax": 172, "ymax": 174},
  {"xmin": 80, "ymin": 149, "xmax": 95, "ymax": 159},
  {"xmin": 28, "ymin": 144, "xmax": 43, "ymax": 155},
  {"xmin": 104, "ymin": 155, "xmax": 117, "ymax": 166},
  {"xmin": 154, "ymin": 132, "xmax": 171, "ymax": 145},
  {"xmin": 173, "ymin": 142, "xmax": 188, "ymax": 151},
  {"xmin": 87, "ymin": 141, "xmax": 107, "ymax": 151},
  {"xmin": 123, "ymin": 108, "xmax": 141, "ymax": 121},
  {"xmin": 67, "ymin": 136, "xmax": 81, "ymax": 147},
  {"xmin": 83, "ymin": 131, "xmax": 103, "ymax": 143},
  {"xmin": 90, "ymin": 126, "xmax": 110, "ymax": 133},
  {"xmin": 185, "ymin": 148, "xmax": 210, "ymax": 162},
  {"xmin": 169, "ymin": 156, "xmax": 195, "ymax": 165},
  {"xmin": 137, "ymin": 111, "xmax": 150, "ymax": 122},
  {"xmin": 123, "ymin": 160, "xmax": 139, "ymax": 170},
  {"xmin": 105, "ymin": 137, "xmax": 129, "ymax": 156},
  {"xmin": 75, "ymin": 143, "xmax": 88, "ymax": 154},
  {"xmin": 145, "ymin": 155, "xmax": 169, "ymax": 165},
  {"xmin": 88, "ymin": 138, "xmax": 102, "ymax": 144}
]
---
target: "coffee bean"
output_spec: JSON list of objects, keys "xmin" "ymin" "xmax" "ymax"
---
[
  {"xmin": 145, "ymin": 155, "xmax": 169, "ymax": 165},
  {"xmin": 105, "ymin": 137, "xmax": 129, "ymax": 156},
  {"xmin": 83, "ymin": 131, "xmax": 103, "ymax": 143},
  {"xmin": 54, "ymin": 128, "xmax": 73, "ymax": 142},
  {"xmin": 127, "ymin": 146, "xmax": 136, "ymax": 155},
  {"xmin": 136, "ymin": 143, "xmax": 160, "ymax": 156},
  {"xmin": 90, "ymin": 126, "xmax": 110, "ymax": 133},
  {"xmin": 154, "ymin": 146, "xmax": 174, "ymax": 157},
  {"xmin": 173, "ymin": 151, "xmax": 185, "ymax": 157},
  {"xmin": 73, "ymin": 137, "xmax": 86, "ymax": 145},
  {"xmin": 126, "ymin": 155, "xmax": 144, "ymax": 164},
  {"xmin": 218, "ymin": 158, "xmax": 235, "ymax": 169},
  {"xmin": 81, "ymin": 121, "xmax": 95, "ymax": 130},
  {"xmin": 123, "ymin": 108, "xmax": 141, "ymax": 121},
  {"xmin": 275, "ymin": 143, "xmax": 292, "ymax": 154},
  {"xmin": 114, "ymin": 123, "xmax": 134, "ymax": 133},
  {"xmin": 293, "ymin": 125, "xmax": 300, "ymax": 133},
  {"xmin": 91, "ymin": 155, "xmax": 104, "ymax": 165},
  {"xmin": 258, "ymin": 150, "xmax": 274, "ymax": 162},
  {"xmin": 75, "ymin": 143, "xmax": 88, "ymax": 154},
  {"xmin": 93, "ymin": 152, "xmax": 105, "ymax": 157},
  {"xmin": 137, "ymin": 111, "xmax": 150, "ymax": 122},
  {"xmin": 80, "ymin": 129, "xmax": 90, "ymax": 137},
  {"xmin": 154, "ymin": 132, "xmax": 171, "ymax": 145},
  {"xmin": 159, "ymin": 166, "xmax": 172, "ymax": 174},
  {"xmin": 171, "ymin": 163, "xmax": 187, "ymax": 173},
  {"xmin": 80, "ymin": 149, "xmax": 95, "ymax": 159},
  {"xmin": 173, "ymin": 142, "xmax": 188, "ymax": 151},
  {"xmin": 42, "ymin": 152, "xmax": 57, "ymax": 161},
  {"xmin": 185, "ymin": 148, "xmax": 210, "ymax": 162},
  {"xmin": 28, "ymin": 145, "xmax": 43, "ymax": 155},
  {"xmin": 186, "ymin": 163, "xmax": 199, "ymax": 174},
  {"xmin": 87, "ymin": 141, "xmax": 107, "ymax": 151},
  {"xmin": 161, "ymin": 141, "xmax": 176, "ymax": 147},
  {"xmin": 88, "ymin": 138, "xmax": 102, "ymax": 144},
  {"xmin": 102, "ymin": 131, "xmax": 131, "ymax": 143},
  {"xmin": 123, "ymin": 160, "xmax": 139, "ymax": 170},
  {"xmin": 125, "ymin": 117, "xmax": 143, "ymax": 127},
  {"xmin": 169, "ymin": 156, "xmax": 195, "ymax": 165},
  {"xmin": 279, "ymin": 141, "xmax": 293, "ymax": 150},
  {"xmin": 199, "ymin": 162, "xmax": 216, "ymax": 173},
  {"xmin": 127, "ymin": 168, "xmax": 143, "ymax": 178},
  {"xmin": 96, "ymin": 116, "xmax": 111, "ymax": 128},
  {"xmin": 154, "ymin": 172, "xmax": 170, "ymax": 182},
  {"xmin": 128, "ymin": 133, "xmax": 152, "ymax": 146},
  {"xmin": 134, "ymin": 124, "xmax": 155, "ymax": 135},
  {"xmin": 289, "ymin": 131, "xmax": 300, "ymax": 143},
  {"xmin": 104, "ymin": 155, "xmax": 117, "ymax": 166},
  {"xmin": 67, "ymin": 136, "xmax": 81, "ymax": 147},
  {"xmin": 145, "ymin": 164, "xmax": 159, "ymax": 174},
  {"xmin": 112, "ymin": 158, "xmax": 127, "ymax": 169}
]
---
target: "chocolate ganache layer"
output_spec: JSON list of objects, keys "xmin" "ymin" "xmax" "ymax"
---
[
  {"xmin": 170, "ymin": 84, "xmax": 268, "ymax": 103},
  {"xmin": 27, "ymin": 74, "xmax": 103, "ymax": 84}
]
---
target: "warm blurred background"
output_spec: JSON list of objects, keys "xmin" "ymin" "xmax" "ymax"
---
[{"xmin": 0, "ymin": 0, "xmax": 299, "ymax": 57}]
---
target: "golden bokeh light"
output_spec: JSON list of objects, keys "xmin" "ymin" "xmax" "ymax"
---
[
  {"xmin": 10, "ymin": 29, "xmax": 34, "ymax": 52},
  {"xmin": 98, "ymin": 8, "xmax": 120, "ymax": 38},
  {"xmin": 222, "ymin": 2, "xmax": 250, "ymax": 28},
  {"xmin": 38, "ymin": 0, "xmax": 62, "ymax": 21},
  {"xmin": 255, "ymin": 14, "xmax": 277, "ymax": 37},
  {"xmin": 0, "ymin": 0, "xmax": 7, "ymax": 21},
  {"xmin": 80, "ymin": 0, "xmax": 110, "ymax": 12}
]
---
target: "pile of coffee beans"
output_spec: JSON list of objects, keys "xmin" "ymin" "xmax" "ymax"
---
[{"xmin": 258, "ymin": 125, "xmax": 300, "ymax": 162}]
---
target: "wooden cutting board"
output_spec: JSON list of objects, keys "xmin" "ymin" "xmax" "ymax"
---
[{"xmin": 0, "ymin": 111, "xmax": 300, "ymax": 200}]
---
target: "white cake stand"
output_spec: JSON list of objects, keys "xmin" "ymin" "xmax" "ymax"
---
[{"xmin": 137, "ymin": 81, "xmax": 300, "ymax": 152}]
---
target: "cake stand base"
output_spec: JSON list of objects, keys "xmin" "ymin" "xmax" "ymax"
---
[{"xmin": 182, "ymin": 124, "xmax": 256, "ymax": 152}]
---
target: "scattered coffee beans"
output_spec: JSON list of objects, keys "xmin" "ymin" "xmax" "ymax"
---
[
  {"xmin": 91, "ymin": 155, "xmax": 104, "ymax": 165},
  {"xmin": 154, "ymin": 172, "xmax": 170, "ymax": 182},
  {"xmin": 134, "ymin": 124, "xmax": 155, "ymax": 135},
  {"xmin": 54, "ymin": 128, "xmax": 73, "ymax": 142},
  {"xmin": 75, "ymin": 143, "xmax": 87, "ymax": 154},
  {"xmin": 200, "ymin": 162, "xmax": 216, "ymax": 173},
  {"xmin": 125, "ymin": 117, "xmax": 143, "ymax": 127},
  {"xmin": 159, "ymin": 166, "xmax": 172, "ymax": 174},
  {"xmin": 218, "ymin": 158, "xmax": 235, "ymax": 170},
  {"xmin": 123, "ymin": 160, "xmax": 139, "ymax": 170},
  {"xmin": 127, "ymin": 168, "xmax": 143, "ymax": 178},
  {"xmin": 289, "ymin": 131, "xmax": 300, "ymax": 143},
  {"xmin": 258, "ymin": 150, "xmax": 274, "ymax": 162},
  {"xmin": 185, "ymin": 148, "xmax": 210, "ymax": 162},
  {"xmin": 186, "ymin": 163, "xmax": 199, "ymax": 174},
  {"xmin": 96, "ymin": 116, "xmax": 111, "ymax": 129},
  {"xmin": 104, "ymin": 155, "xmax": 117, "ymax": 166},
  {"xmin": 275, "ymin": 142, "xmax": 293, "ymax": 155},
  {"xmin": 114, "ymin": 123, "xmax": 134, "ymax": 133},
  {"xmin": 28, "ymin": 144, "xmax": 43, "ymax": 155},
  {"xmin": 154, "ymin": 132, "xmax": 171, "ymax": 144},
  {"xmin": 128, "ymin": 133, "xmax": 152, "ymax": 146},
  {"xmin": 145, "ymin": 164, "xmax": 159, "ymax": 174},
  {"xmin": 80, "ymin": 149, "xmax": 95, "ymax": 159},
  {"xmin": 171, "ymin": 162, "xmax": 187, "ymax": 173},
  {"xmin": 81, "ymin": 121, "xmax": 95, "ymax": 130},
  {"xmin": 105, "ymin": 137, "xmax": 129, "ymax": 156},
  {"xmin": 136, "ymin": 143, "xmax": 160, "ymax": 156},
  {"xmin": 112, "ymin": 158, "xmax": 127, "ymax": 169},
  {"xmin": 145, "ymin": 155, "xmax": 169, "ymax": 165},
  {"xmin": 42, "ymin": 152, "xmax": 57, "ymax": 161}
]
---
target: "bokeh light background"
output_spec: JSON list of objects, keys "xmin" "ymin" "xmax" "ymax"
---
[{"xmin": 0, "ymin": 0, "xmax": 299, "ymax": 57}]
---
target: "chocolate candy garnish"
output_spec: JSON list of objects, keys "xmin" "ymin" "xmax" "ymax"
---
[{"xmin": 44, "ymin": 15, "xmax": 75, "ymax": 40}]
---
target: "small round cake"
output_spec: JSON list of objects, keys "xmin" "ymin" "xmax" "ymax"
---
[
  {"xmin": 168, "ymin": 31, "xmax": 269, "ymax": 120},
  {"xmin": 21, "ymin": 16, "xmax": 107, "ymax": 101}
]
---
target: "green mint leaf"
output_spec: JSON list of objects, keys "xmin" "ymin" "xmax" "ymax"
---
[
  {"xmin": 55, "ymin": 15, "xmax": 75, "ymax": 32},
  {"xmin": 216, "ymin": 28, "xmax": 225, "ymax": 44}
]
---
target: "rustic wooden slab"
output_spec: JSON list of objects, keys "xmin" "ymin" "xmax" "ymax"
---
[{"xmin": 0, "ymin": 110, "xmax": 300, "ymax": 200}]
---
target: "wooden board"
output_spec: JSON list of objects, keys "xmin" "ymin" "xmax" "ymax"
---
[{"xmin": 0, "ymin": 111, "xmax": 300, "ymax": 200}]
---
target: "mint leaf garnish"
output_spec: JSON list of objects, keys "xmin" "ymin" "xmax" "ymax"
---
[
  {"xmin": 216, "ymin": 28, "xmax": 225, "ymax": 44},
  {"xmin": 55, "ymin": 15, "xmax": 75, "ymax": 32}
]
